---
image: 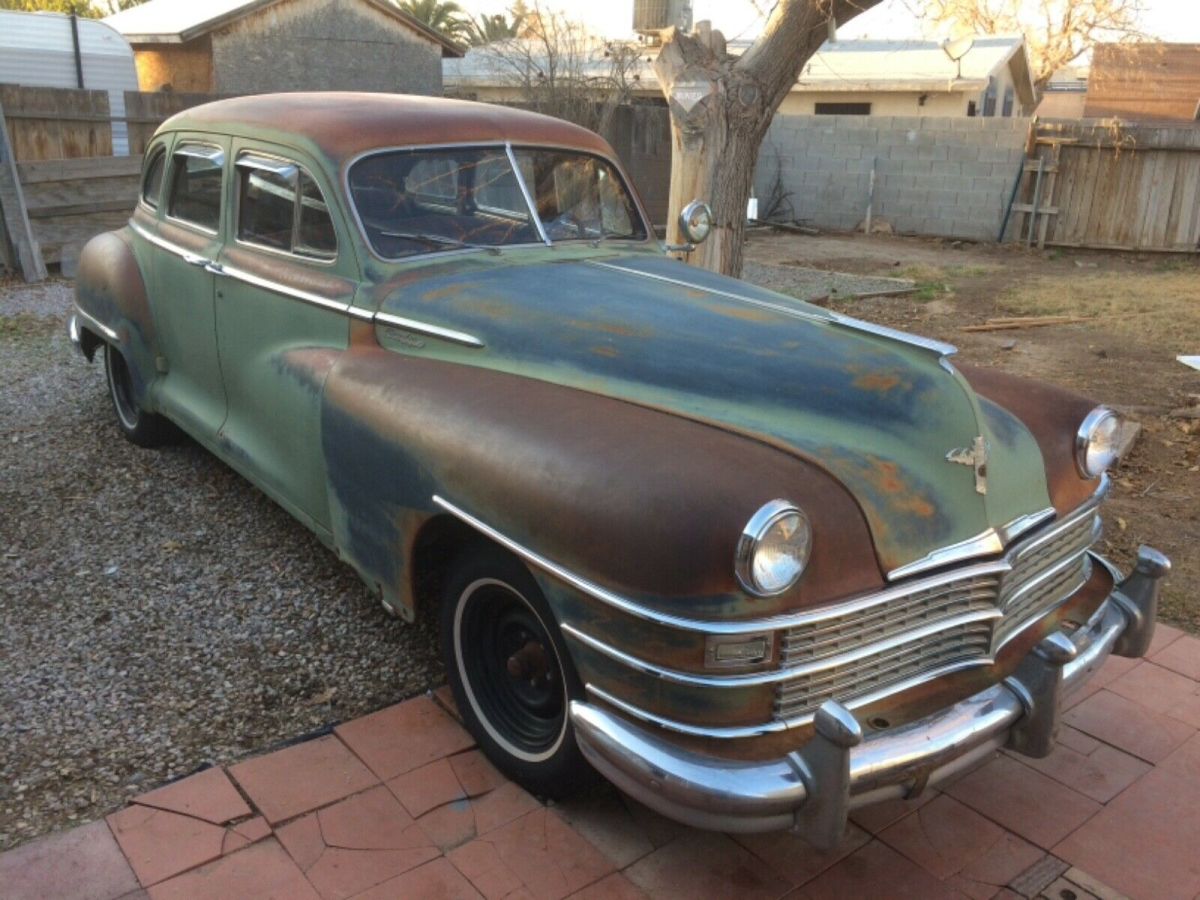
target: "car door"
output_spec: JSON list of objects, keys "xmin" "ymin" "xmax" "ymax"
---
[
  {"xmin": 147, "ymin": 136, "xmax": 230, "ymax": 438},
  {"xmin": 211, "ymin": 143, "xmax": 359, "ymax": 534}
]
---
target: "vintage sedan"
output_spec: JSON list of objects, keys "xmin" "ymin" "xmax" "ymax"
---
[{"xmin": 70, "ymin": 93, "xmax": 1169, "ymax": 846}]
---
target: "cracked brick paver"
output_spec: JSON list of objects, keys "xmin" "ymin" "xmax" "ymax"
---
[{"xmin": 4, "ymin": 678, "xmax": 1199, "ymax": 900}]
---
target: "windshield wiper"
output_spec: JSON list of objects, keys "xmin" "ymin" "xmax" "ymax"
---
[{"xmin": 379, "ymin": 230, "xmax": 501, "ymax": 255}]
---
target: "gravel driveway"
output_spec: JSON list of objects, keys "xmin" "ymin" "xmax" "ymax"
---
[
  {"xmin": 0, "ymin": 280, "xmax": 442, "ymax": 850},
  {"xmin": 0, "ymin": 261, "xmax": 913, "ymax": 851}
]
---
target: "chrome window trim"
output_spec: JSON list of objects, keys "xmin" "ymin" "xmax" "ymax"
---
[
  {"xmin": 561, "ymin": 607, "xmax": 1002, "ymax": 688},
  {"xmin": 375, "ymin": 312, "xmax": 485, "ymax": 348},
  {"xmin": 233, "ymin": 149, "xmax": 338, "ymax": 266},
  {"xmin": 507, "ymin": 142, "xmax": 550, "ymax": 246},
  {"xmin": 165, "ymin": 140, "xmax": 225, "ymax": 236},
  {"xmin": 586, "ymin": 261, "xmax": 835, "ymax": 326},
  {"xmin": 138, "ymin": 143, "xmax": 169, "ymax": 213},
  {"xmin": 432, "ymin": 476, "xmax": 1109, "ymax": 637},
  {"xmin": 343, "ymin": 140, "xmax": 653, "ymax": 264}
]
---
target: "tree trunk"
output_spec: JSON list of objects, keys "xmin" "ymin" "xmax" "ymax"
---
[{"xmin": 654, "ymin": 1, "xmax": 882, "ymax": 277}]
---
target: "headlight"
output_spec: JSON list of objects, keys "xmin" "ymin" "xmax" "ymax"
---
[
  {"xmin": 735, "ymin": 500, "xmax": 812, "ymax": 596},
  {"xmin": 1075, "ymin": 406, "xmax": 1122, "ymax": 478}
]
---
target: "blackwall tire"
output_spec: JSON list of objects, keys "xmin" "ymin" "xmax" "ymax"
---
[
  {"xmin": 103, "ymin": 343, "xmax": 179, "ymax": 448},
  {"xmin": 439, "ymin": 544, "xmax": 595, "ymax": 798}
]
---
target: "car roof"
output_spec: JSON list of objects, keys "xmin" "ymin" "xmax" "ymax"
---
[{"xmin": 161, "ymin": 92, "xmax": 615, "ymax": 168}]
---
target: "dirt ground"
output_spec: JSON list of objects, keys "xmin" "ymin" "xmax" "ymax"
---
[{"xmin": 745, "ymin": 230, "xmax": 1200, "ymax": 634}]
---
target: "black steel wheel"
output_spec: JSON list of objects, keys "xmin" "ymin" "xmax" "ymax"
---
[
  {"xmin": 439, "ymin": 545, "xmax": 594, "ymax": 797},
  {"xmin": 103, "ymin": 343, "xmax": 178, "ymax": 448}
]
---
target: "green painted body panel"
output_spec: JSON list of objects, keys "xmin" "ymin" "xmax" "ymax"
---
[{"xmin": 369, "ymin": 247, "xmax": 1052, "ymax": 576}]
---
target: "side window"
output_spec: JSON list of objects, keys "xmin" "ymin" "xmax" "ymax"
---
[
  {"xmin": 237, "ymin": 153, "xmax": 336, "ymax": 261},
  {"xmin": 168, "ymin": 143, "xmax": 224, "ymax": 232},
  {"xmin": 141, "ymin": 146, "xmax": 166, "ymax": 209}
]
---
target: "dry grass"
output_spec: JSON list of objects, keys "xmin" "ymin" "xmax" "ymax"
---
[{"xmin": 998, "ymin": 271, "xmax": 1200, "ymax": 353}]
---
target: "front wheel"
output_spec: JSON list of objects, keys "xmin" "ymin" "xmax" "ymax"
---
[
  {"xmin": 439, "ymin": 545, "xmax": 594, "ymax": 798},
  {"xmin": 104, "ymin": 343, "xmax": 179, "ymax": 447}
]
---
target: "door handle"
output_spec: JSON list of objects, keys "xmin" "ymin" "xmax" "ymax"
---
[
  {"xmin": 204, "ymin": 262, "xmax": 226, "ymax": 276},
  {"xmin": 182, "ymin": 252, "xmax": 210, "ymax": 267}
]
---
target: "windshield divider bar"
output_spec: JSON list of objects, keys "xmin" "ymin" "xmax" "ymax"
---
[{"xmin": 507, "ymin": 142, "xmax": 551, "ymax": 247}]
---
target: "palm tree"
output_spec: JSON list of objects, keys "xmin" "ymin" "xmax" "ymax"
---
[
  {"xmin": 396, "ymin": 0, "xmax": 470, "ymax": 43},
  {"xmin": 467, "ymin": 11, "xmax": 522, "ymax": 46}
]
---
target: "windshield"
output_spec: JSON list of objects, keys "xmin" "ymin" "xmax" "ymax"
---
[{"xmin": 348, "ymin": 145, "xmax": 647, "ymax": 258}]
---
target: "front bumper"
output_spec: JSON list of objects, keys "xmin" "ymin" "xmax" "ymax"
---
[{"xmin": 571, "ymin": 545, "xmax": 1171, "ymax": 848}]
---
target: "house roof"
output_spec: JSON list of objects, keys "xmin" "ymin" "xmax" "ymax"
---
[
  {"xmin": 446, "ymin": 34, "xmax": 1036, "ymax": 106},
  {"xmin": 159, "ymin": 92, "xmax": 611, "ymax": 164},
  {"xmin": 104, "ymin": 0, "xmax": 463, "ymax": 57},
  {"xmin": 796, "ymin": 36, "xmax": 1035, "ymax": 105},
  {"xmin": 1085, "ymin": 42, "xmax": 1200, "ymax": 121}
]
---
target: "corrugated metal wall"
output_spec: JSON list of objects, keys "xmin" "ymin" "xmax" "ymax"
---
[{"xmin": 0, "ymin": 11, "xmax": 139, "ymax": 155}]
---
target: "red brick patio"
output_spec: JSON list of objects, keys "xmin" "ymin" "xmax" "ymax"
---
[{"xmin": 3, "ymin": 624, "xmax": 1199, "ymax": 900}]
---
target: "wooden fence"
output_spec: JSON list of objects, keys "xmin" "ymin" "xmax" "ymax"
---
[
  {"xmin": 0, "ymin": 85, "xmax": 221, "ymax": 279},
  {"xmin": 1013, "ymin": 120, "xmax": 1200, "ymax": 252}
]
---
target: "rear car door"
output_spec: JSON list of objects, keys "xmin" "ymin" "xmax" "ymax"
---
[
  {"xmin": 145, "ymin": 136, "xmax": 230, "ymax": 438},
  {"xmin": 210, "ymin": 143, "xmax": 358, "ymax": 534}
]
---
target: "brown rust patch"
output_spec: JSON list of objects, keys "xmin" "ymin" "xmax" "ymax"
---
[
  {"xmin": 853, "ymin": 372, "xmax": 903, "ymax": 393},
  {"xmin": 867, "ymin": 457, "xmax": 937, "ymax": 519},
  {"xmin": 591, "ymin": 345, "xmax": 619, "ymax": 358}
]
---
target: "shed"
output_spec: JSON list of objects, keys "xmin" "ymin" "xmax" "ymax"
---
[
  {"xmin": 0, "ymin": 10, "xmax": 139, "ymax": 154},
  {"xmin": 104, "ymin": 0, "xmax": 463, "ymax": 97}
]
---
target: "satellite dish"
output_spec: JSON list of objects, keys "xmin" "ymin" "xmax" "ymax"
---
[{"xmin": 942, "ymin": 35, "xmax": 975, "ymax": 78}]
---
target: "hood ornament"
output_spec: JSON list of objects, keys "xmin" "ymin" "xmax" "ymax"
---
[{"xmin": 946, "ymin": 436, "xmax": 989, "ymax": 495}]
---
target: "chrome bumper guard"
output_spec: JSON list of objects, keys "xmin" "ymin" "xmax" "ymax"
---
[{"xmin": 570, "ymin": 546, "xmax": 1171, "ymax": 848}]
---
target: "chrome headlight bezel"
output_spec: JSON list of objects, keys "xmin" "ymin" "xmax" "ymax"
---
[
  {"xmin": 735, "ymin": 500, "xmax": 813, "ymax": 597},
  {"xmin": 1075, "ymin": 406, "xmax": 1122, "ymax": 478}
]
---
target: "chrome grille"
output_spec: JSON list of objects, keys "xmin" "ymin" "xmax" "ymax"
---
[
  {"xmin": 775, "ymin": 505, "xmax": 1100, "ymax": 720},
  {"xmin": 776, "ymin": 621, "xmax": 994, "ymax": 719}
]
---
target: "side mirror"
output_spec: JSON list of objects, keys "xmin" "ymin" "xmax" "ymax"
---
[{"xmin": 679, "ymin": 200, "xmax": 713, "ymax": 244}]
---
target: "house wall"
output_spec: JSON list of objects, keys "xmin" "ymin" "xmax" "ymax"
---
[
  {"xmin": 1085, "ymin": 43, "xmax": 1200, "ymax": 121},
  {"xmin": 133, "ymin": 37, "xmax": 214, "ymax": 92},
  {"xmin": 777, "ymin": 90, "xmax": 970, "ymax": 117},
  {"xmin": 756, "ymin": 114, "xmax": 1031, "ymax": 241},
  {"xmin": 210, "ymin": 0, "xmax": 442, "ymax": 95}
]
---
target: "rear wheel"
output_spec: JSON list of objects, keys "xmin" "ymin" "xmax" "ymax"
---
[
  {"xmin": 104, "ymin": 343, "xmax": 178, "ymax": 447},
  {"xmin": 439, "ymin": 545, "xmax": 594, "ymax": 797}
]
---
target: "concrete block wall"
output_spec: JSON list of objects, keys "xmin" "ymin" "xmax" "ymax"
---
[{"xmin": 755, "ymin": 115, "xmax": 1031, "ymax": 242}]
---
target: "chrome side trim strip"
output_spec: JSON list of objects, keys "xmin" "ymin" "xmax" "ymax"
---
[
  {"xmin": 507, "ymin": 141, "xmax": 550, "ymax": 246},
  {"xmin": 73, "ymin": 304, "xmax": 118, "ymax": 342},
  {"xmin": 563, "ymin": 608, "xmax": 1000, "ymax": 688},
  {"xmin": 433, "ymin": 477, "xmax": 1109, "ymax": 637},
  {"xmin": 827, "ymin": 311, "xmax": 958, "ymax": 356},
  {"xmin": 432, "ymin": 493, "xmax": 1008, "ymax": 636},
  {"xmin": 217, "ymin": 264, "xmax": 352, "ymax": 314},
  {"xmin": 375, "ymin": 312, "xmax": 485, "ymax": 348},
  {"xmin": 586, "ymin": 261, "xmax": 833, "ymax": 325},
  {"xmin": 130, "ymin": 219, "xmax": 191, "ymax": 257}
]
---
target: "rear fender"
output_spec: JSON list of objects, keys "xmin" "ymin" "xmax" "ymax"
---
[{"xmin": 75, "ymin": 228, "xmax": 158, "ymax": 406}]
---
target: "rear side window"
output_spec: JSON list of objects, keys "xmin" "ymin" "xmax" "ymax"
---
[
  {"xmin": 168, "ymin": 143, "xmax": 224, "ymax": 232},
  {"xmin": 141, "ymin": 146, "xmax": 166, "ymax": 208},
  {"xmin": 236, "ymin": 153, "xmax": 336, "ymax": 261}
]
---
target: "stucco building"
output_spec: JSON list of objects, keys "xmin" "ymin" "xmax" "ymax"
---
[
  {"xmin": 444, "ymin": 34, "xmax": 1037, "ymax": 119},
  {"xmin": 105, "ymin": 0, "xmax": 462, "ymax": 96}
]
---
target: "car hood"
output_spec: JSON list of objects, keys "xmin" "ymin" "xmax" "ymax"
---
[{"xmin": 373, "ymin": 249, "xmax": 1053, "ymax": 577}]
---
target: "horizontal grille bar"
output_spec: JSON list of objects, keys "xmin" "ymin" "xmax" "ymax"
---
[{"xmin": 775, "ymin": 506, "xmax": 1101, "ymax": 719}]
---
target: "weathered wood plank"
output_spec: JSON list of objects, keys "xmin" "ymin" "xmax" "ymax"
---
[{"xmin": 0, "ymin": 100, "xmax": 47, "ymax": 281}]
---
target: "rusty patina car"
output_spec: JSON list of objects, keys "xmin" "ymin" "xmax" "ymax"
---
[{"xmin": 70, "ymin": 93, "xmax": 1170, "ymax": 846}]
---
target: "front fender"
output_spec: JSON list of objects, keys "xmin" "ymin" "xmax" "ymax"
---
[
  {"xmin": 76, "ymin": 228, "xmax": 157, "ymax": 405},
  {"xmin": 318, "ymin": 346, "xmax": 886, "ymax": 625}
]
